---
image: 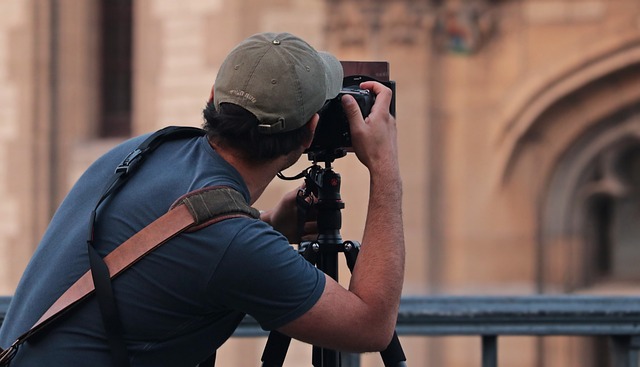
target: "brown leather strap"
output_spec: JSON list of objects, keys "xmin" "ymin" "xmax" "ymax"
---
[
  {"xmin": 18, "ymin": 186, "xmax": 259, "ymax": 343},
  {"xmin": 27, "ymin": 203, "xmax": 195, "ymax": 337}
]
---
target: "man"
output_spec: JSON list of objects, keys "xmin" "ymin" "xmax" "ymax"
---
[{"xmin": 0, "ymin": 32, "xmax": 404, "ymax": 366}]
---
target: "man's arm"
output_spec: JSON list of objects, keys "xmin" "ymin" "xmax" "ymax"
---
[{"xmin": 278, "ymin": 81, "xmax": 404, "ymax": 352}]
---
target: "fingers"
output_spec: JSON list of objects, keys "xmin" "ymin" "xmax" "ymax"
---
[
  {"xmin": 341, "ymin": 94, "xmax": 365, "ymax": 126},
  {"xmin": 300, "ymin": 221, "xmax": 318, "ymax": 242},
  {"xmin": 341, "ymin": 81, "xmax": 393, "ymax": 130},
  {"xmin": 359, "ymin": 81, "xmax": 393, "ymax": 115},
  {"xmin": 341, "ymin": 81, "xmax": 398, "ymax": 173}
]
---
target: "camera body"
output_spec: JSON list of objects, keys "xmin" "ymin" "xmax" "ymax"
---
[
  {"xmin": 306, "ymin": 81, "xmax": 374, "ymax": 158},
  {"xmin": 305, "ymin": 64, "xmax": 395, "ymax": 162}
]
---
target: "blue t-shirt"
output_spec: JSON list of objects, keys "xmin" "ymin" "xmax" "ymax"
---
[{"xmin": 0, "ymin": 133, "xmax": 325, "ymax": 366}]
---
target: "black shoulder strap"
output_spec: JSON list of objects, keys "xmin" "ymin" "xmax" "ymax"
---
[
  {"xmin": 2, "ymin": 126, "xmax": 211, "ymax": 366},
  {"xmin": 89, "ymin": 126, "xmax": 205, "ymax": 217},
  {"xmin": 86, "ymin": 126, "xmax": 205, "ymax": 367}
]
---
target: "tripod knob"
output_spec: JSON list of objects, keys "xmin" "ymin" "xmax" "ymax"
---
[
  {"xmin": 343, "ymin": 240, "xmax": 360, "ymax": 253},
  {"xmin": 344, "ymin": 242, "xmax": 354, "ymax": 252}
]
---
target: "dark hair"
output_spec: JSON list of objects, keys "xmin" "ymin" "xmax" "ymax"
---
[{"xmin": 202, "ymin": 102, "xmax": 312, "ymax": 162}]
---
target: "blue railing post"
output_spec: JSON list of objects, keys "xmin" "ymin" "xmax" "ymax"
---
[
  {"xmin": 482, "ymin": 335, "xmax": 498, "ymax": 367},
  {"xmin": 611, "ymin": 336, "xmax": 640, "ymax": 367},
  {"xmin": 341, "ymin": 352, "xmax": 360, "ymax": 367},
  {"xmin": 631, "ymin": 336, "xmax": 640, "ymax": 367}
]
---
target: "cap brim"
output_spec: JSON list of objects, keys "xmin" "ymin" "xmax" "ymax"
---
[{"xmin": 318, "ymin": 51, "xmax": 344, "ymax": 100}]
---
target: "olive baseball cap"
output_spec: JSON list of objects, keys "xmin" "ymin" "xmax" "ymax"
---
[{"xmin": 213, "ymin": 32, "xmax": 344, "ymax": 134}]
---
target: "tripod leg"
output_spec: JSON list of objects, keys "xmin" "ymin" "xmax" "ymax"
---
[
  {"xmin": 258, "ymin": 242, "xmax": 320, "ymax": 367},
  {"xmin": 343, "ymin": 242, "xmax": 408, "ymax": 367},
  {"xmin": 197, "ymin": 351, "xmax": 216, "ymax": 367},
  {"xmin": 343, "ymin": 241, "xmax": 359, "ymax": 272},
  {"xmin": 261, "ymin": 330, "xmax": 292, "ymax": 367},
  {"xmin": 313, "ymin": 346, "xmax": 341, "ymax": 367},
  {"xmin": 381, "ymin": 331, "xmax": 407, "ymax": 367}
]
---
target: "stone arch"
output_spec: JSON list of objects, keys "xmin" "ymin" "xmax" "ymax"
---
[
  {"xmin": 496, "ymin": 32, "xmax": 640, "ymax": 184},
  {"xmin": 492, "ymin": 31, "xmax": 640, "ymax": 291}
]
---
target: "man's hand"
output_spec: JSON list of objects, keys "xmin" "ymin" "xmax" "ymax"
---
[
  {"xmin": 342, "ymin": 81, "xmax": 399, "ymax": 177},
  {"xmin": 260, "ymin": 185, "xmax": 318, "ymax": 243}
]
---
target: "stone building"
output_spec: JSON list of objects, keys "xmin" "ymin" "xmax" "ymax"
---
[{"xmin": 0, "ymin": 0, "xmax": 639, "ymax": 365}]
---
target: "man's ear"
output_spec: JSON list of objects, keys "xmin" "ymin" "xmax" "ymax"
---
[
  {"xmin": 303, "ymin": 113, "xmax": 319, "ymax": 149},
  {"xmin": 208, "ymin": 85, "xmax": 215, "ymax": 104}
]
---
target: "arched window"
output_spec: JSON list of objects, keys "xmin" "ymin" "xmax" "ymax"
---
[
  {"xmin": 581, "ymin": 144, "xmax": 640, "ymax": 285},
  {"xmin": 99, "ymin": 0, "xmax": 133, "ymax": 137},
  {"xmin": 539, "ymin": 104, "xmax": 640, "ymax": 291},
  {"xmin": 579, "ymin": 144, "xmax": 640, "ymax": 366}
]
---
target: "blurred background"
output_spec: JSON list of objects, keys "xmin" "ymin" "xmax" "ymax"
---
[{"xmin": 0, "ymin": 0, "xmax": 639, "ymax": 365}]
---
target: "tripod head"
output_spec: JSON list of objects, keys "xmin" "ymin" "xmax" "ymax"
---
[
  {"xmin": 305, "ymin": 147, "xmax": 348, "ymax": 164},
  {"xmin": 303, "ymin": 163, "xmax": 344, "ymax": 240}
]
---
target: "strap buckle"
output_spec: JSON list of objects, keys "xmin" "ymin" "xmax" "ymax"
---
[
  {"xmin": 115, "ymin": 148, "xmax": 143, "ymax": 175},
  {"xmin": 0, "ymin": 341, "xmax": 19, "ymax": 365}
]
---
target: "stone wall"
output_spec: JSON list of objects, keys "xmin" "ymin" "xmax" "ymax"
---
[{"xmin": 1, "ymin": 0, "xmax": 639, "ymax": 365}]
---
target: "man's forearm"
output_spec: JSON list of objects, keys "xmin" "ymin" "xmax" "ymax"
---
[{"xmin": 348, "ymin": 168, "xmax": 404, "ymax": 335}]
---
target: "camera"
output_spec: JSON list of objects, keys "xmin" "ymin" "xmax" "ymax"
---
[
  {"xmin": 306, "ymin": 80, "xmax": 375, "ymax": 158},
  {"xmin": 305, "ymin": 62, "xmax": 395, "ymax": 163}
]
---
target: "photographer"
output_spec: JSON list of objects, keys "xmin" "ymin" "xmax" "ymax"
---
[{"xmin": 0, "ymin": 32, "xmax": 404, "ymax": 366}]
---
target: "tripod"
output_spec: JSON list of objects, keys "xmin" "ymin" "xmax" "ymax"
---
[{"xmin": 261, "ymin": 160, "xmax": 407, "ymax": 367}]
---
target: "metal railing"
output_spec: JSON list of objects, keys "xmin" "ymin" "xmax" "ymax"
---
[
  {"xmin": 3, "ymin": 295, "xmax": 640, "ymax": 366},
  {"xmin": 235, "ymin": 296, "xmax": 640, "ymax": 367}
]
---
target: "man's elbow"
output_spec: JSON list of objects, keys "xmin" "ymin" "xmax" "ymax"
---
[
  {"xmin": 355, "ymin": 319, "xmax": 396, "ymax": 352},
  {"xmin": 366, "ymin": 333, "xmax": 394, "ymax": 352}
]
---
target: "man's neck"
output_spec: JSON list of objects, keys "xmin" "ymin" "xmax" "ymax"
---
[{"xmin": 210, "ymin": 142, "xmax": 289, "ymax": 205}]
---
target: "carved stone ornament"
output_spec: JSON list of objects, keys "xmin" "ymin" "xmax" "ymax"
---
[{"xmin": 432, "ymin": 1, "xmax": 495, "ymax": 55}]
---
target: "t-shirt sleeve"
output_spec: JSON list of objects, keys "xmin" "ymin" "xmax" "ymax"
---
[{"xmin": 206, "ymin": 219, "xmax": 326, "ymax": 331}]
